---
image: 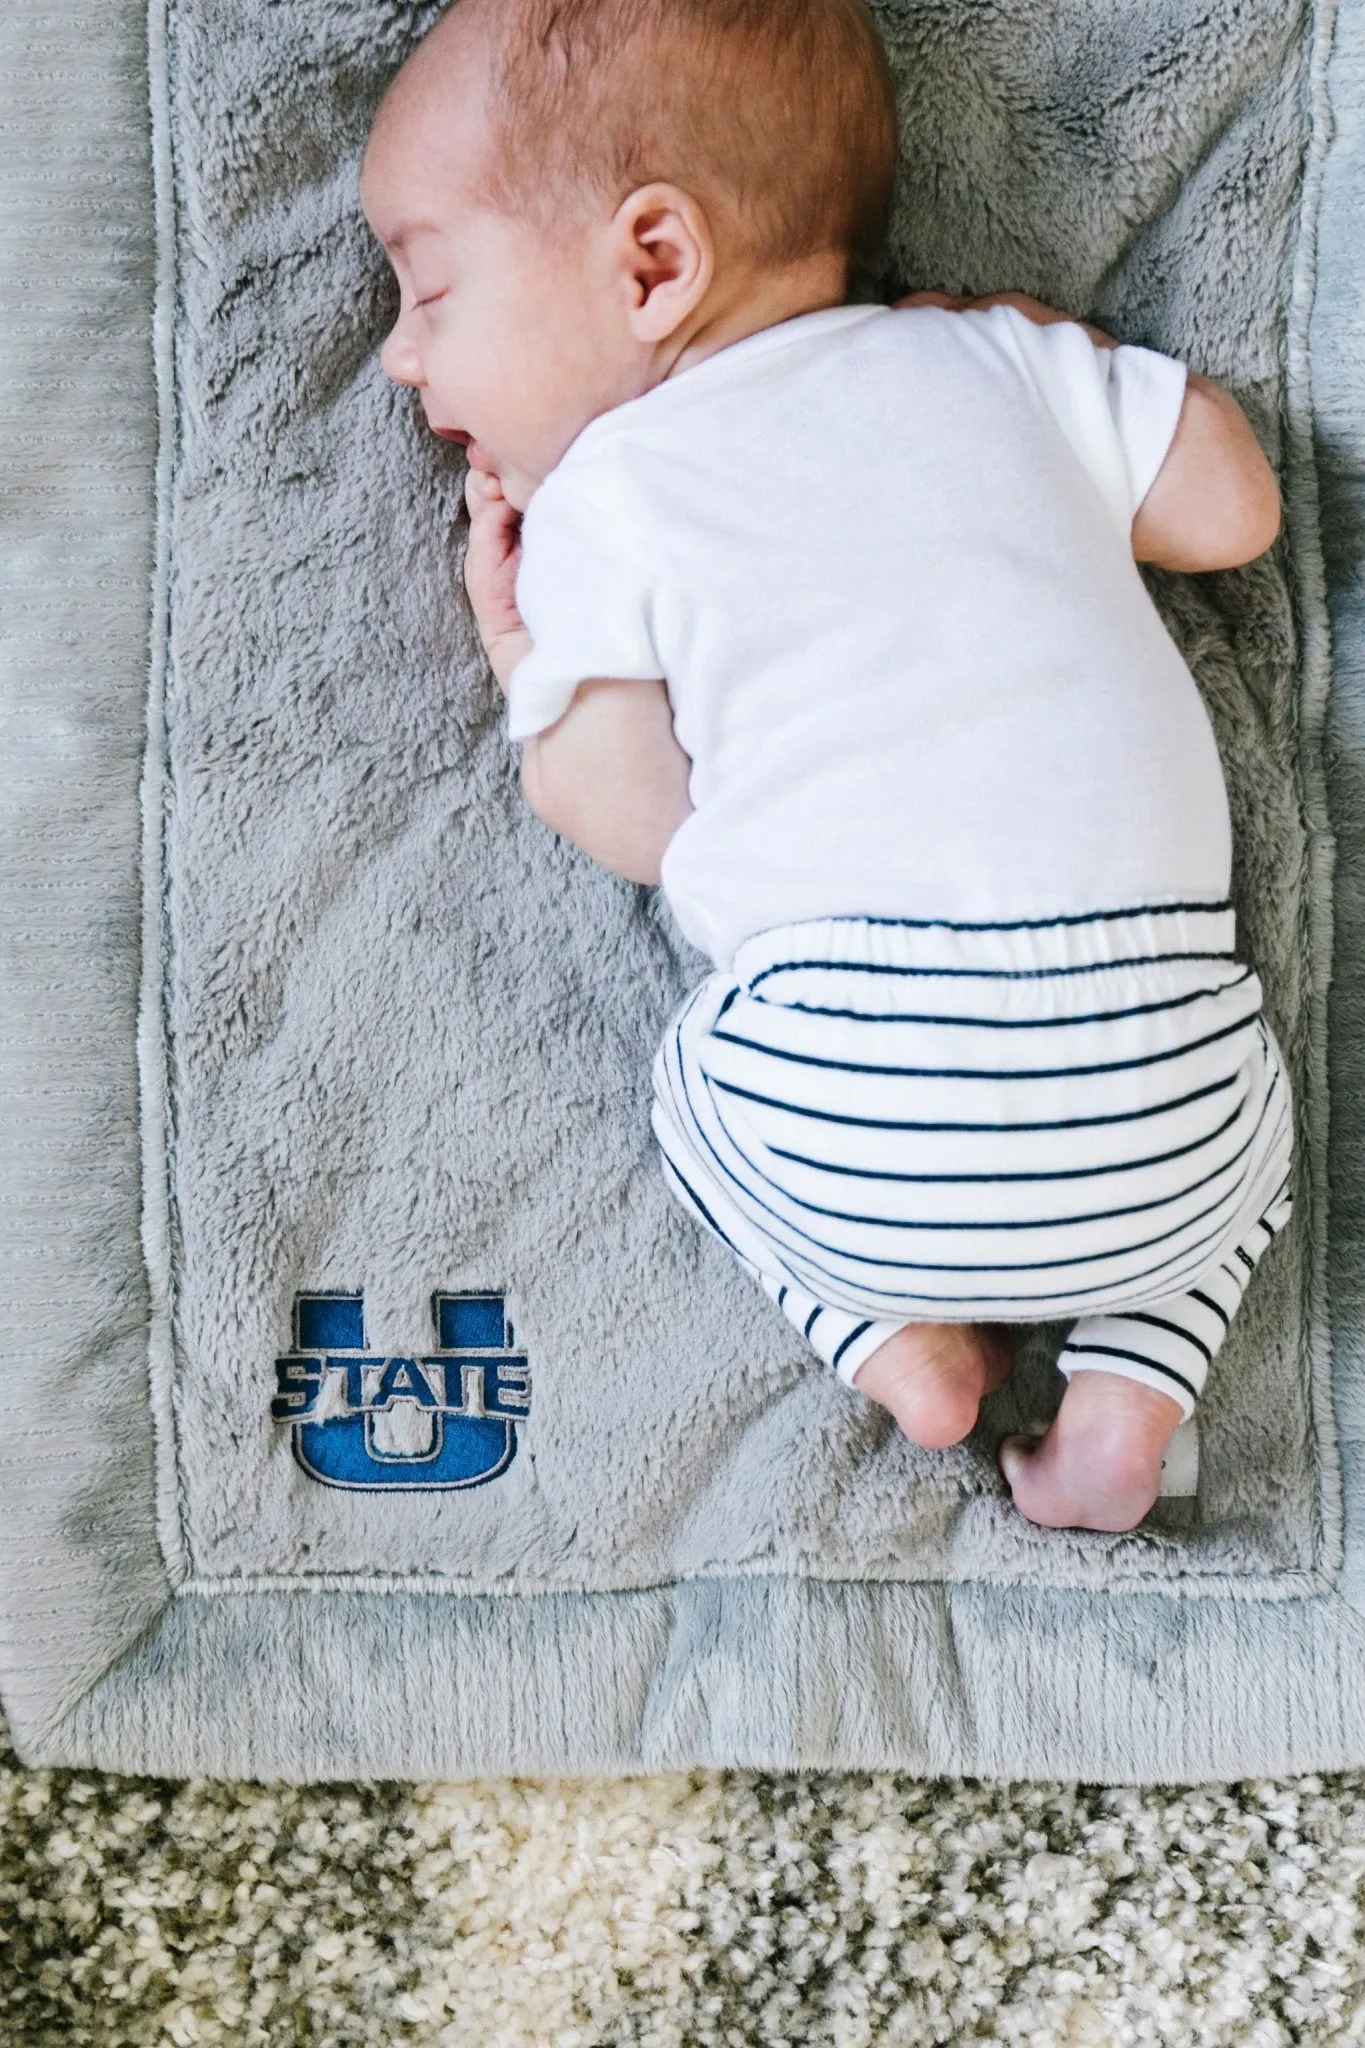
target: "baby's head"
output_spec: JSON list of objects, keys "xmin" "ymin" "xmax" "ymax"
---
[{"xmin": 358, "ymin": 0, "xmax": 897, "ymax": 511}]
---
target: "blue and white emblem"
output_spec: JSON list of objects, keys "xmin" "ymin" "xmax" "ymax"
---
[{"xmin": 271, "ymin": 1292, "xmax": 530, "ymax": 1490}]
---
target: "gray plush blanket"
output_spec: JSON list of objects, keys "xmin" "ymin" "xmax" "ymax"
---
[{"xmin": 1, "ymin": 0, "xmax": 1362, "ymax": 1782}]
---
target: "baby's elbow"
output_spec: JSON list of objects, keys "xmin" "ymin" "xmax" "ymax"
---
[
  {"xmin": 1230, "ymin": 468, "xmax": 1282, "ymax": 565},
  {"xmin": 602, "ymin": 847, "xmax": 664, "ymax": 887},
  {"xmin": 1202, "ymin": 385, "xmax": 1283, "ymax": 566},
  {"xmin": 1200, "ymin": 483, "xmax": 1280, "ymax": 570},
  {"xmin": 1192, "ymin": 400, "xmax": 1283, "ymax": 568},
  {"xmin": 1134, "ymin": 378, "xmax": 1284, "ymax": 571},
  {"xmin": 1200, "ymin": 445, "xmax": 1282, "ymax": 567},
  {"xmin": 1134, "ymin": 448, "xmax": 1283, "ymax": 572}
]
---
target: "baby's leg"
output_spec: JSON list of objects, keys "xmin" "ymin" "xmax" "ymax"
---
[
  {"xmin": 1000, "ymin": 1175, "xmax": 1294, "ymax": 1530},
  {"xmin": 1052, "ymin": 1175, "xmax": 1292, "ymax": 1415},
  {"xmin": 756, "ymin": 1272, "xmax": 1012, "ymax": 1448}
]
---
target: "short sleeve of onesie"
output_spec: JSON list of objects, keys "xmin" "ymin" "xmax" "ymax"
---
[
  {"xmin": 505, "ymin": 478, "xmax": 664, "ymax": 742},
  {"xmin": 974, "ymin": 304, "xmax": 1190, "ymax": 531}
]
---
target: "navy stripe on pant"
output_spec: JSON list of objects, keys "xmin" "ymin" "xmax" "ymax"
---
[{"xmin": 651, "ymin": 901, "xmax": 1294, "ymax": 1419}]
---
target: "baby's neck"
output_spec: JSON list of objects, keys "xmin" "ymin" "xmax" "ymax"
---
[{"xmin": 662, "ymin": 255, "xmax": 852, "ymax": 383}]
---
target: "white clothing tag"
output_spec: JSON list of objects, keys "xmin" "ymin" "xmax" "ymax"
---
[{"xmin": 1157, "ymin": 1416, "xmax": 1200, "ymax": 1498}]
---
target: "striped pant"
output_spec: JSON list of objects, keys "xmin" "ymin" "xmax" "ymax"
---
[{"xmin": 650, "ymin": 901, "xmax": 1294, "ymax": 1421}]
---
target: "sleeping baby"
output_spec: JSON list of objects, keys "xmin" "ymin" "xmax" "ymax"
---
[{"xmin": 359, "ymin": 0, "xmax": 1294, "ymax": 1532}]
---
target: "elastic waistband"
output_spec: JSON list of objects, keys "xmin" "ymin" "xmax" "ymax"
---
[{"xmin": 731, "ymin": 900, "xmax": 1238, "ymax": 987}]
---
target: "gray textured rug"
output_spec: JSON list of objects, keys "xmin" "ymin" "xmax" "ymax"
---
[
  {"xmin": 0, "ymin": 0, "xmax": 1363, "ymax": 1781},
  {"xmin": 4, "ymin": 1718, "xmax": 1365, "ymax": 2045}
]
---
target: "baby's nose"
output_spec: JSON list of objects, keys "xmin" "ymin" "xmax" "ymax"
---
[{"xmin": 379, "ymin": 328, "xmax": 424, "ymax": 387}]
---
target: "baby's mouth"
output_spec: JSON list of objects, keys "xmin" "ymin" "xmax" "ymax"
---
[{"xmin": 430, "ymin": 422, "xmax": 495, "ymax": 471}]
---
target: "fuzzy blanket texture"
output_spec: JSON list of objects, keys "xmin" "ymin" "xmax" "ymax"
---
[{"xmin": 0, "ymin": 0, "xmax": 1362, "ymax": 1782}]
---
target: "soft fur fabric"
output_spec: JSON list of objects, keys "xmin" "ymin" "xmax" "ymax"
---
[
  {"xmin": 161, "ymin": 0, "xmax": 1324, "ymax": 1588},
  {"xmin": 1, "ymin": 0, "xmax": 1361, "ymax": 1780}
]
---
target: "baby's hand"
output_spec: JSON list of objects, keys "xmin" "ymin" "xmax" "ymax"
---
[{"xmin": 462, "ymin": 461, "xmax": 532, "ymax": 696}]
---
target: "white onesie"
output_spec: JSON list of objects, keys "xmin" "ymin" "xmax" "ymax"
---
[
  {"xmin": 506, "ymin": 300, "xmax": 1228, "ymax": 973},
  {"xmin": 504, "ymin": 301, "xmax": 1294, "ymax": 1412}
]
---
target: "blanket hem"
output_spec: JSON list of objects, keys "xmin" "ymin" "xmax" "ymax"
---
[
  {"xmin": 1283, "ymin": 0, "xmax": 1347, "ymax": 1590},
  {"xmin": 23, "ymin": 1580, "xmax": 1365, "ymax": 1785},
  {"xmin": 141, "ymin": 0, "xmax": 192, "ymax": 1596}
]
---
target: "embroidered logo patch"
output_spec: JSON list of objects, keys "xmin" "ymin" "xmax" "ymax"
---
[{"xmin": 271, "ymin": 1292, "xmax": 530, "ymax": 1491}]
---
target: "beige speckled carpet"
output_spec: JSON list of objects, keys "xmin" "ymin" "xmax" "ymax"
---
[{"xmin": 4, "ymin": 1716, "xmax": 1365, "ymax": 2044}]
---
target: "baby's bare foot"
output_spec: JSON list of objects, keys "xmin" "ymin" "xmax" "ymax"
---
[
  {"xmin": 852, "ymin": 1322, "xmax": 1014, "ymax": 1448},
  {"xmin": 998, "ymin": 1370, "xmax": 1185, "ymax": 1531}
]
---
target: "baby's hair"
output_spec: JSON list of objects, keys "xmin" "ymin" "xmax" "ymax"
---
[{"xmin": 457, "ymin": 0, "xmax": 898, "ymax": 294}]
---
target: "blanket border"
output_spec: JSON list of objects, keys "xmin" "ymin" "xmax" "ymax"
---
[
  {"xmin": 142, "ymin": 0, "xmax": 191, "ymax": 1593},
  {"xmin": 1284, "ymin": 0, "xmax": 1348, "ymax": 1595}
]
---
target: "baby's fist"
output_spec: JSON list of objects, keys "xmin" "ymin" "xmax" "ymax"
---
[{"xmin": 462, "ymin": 461, "xmax": 531, "ymax": 696}]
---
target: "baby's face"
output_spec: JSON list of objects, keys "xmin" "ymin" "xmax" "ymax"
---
[{"xmin": 360, "ymin": 55, "xmax": 632, "ymax": 516}]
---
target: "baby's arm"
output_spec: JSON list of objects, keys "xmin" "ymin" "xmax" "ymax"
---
[
  {"xmin": 464, "ymin": 463, "xmax": 694, "ymax": 886},
  {"xmin": 896, "ymin": 290, "xmax": 1281, "ymax": 571},
  {"xmin": 516, "ymin": 677, "xmax": 694, "ymax": 886}
]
